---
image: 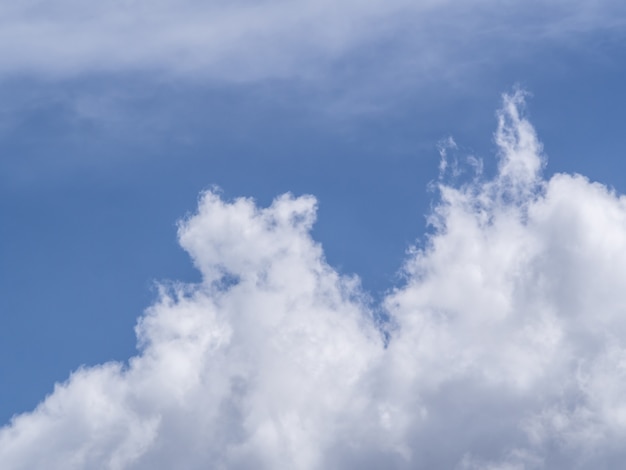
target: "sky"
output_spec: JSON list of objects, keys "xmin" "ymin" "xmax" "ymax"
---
[{"xmin": 2, "ymin": 1, "xmax": 626, "ymax": 468}]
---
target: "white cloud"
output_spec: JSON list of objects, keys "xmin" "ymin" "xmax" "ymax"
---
[
  {"xmin": 0, "ymin": 191, "xmax": 386, "ymax": 469},
  {"xmin": 383, "ymin": 90, "xmax": 626, "ymax": 467},
  {"xmin": 4, "ymin": 91, "xmax": 626, "ymax": 468},
  {"xmin": 0, "ymin": 0, "xmax": 624, "ymax": 82}
]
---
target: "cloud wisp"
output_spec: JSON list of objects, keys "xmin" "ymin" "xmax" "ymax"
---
[
  {"xmin": 0, "ymin": 1, "xmax": 624, "ymax": 82},
  {"xmin": 3, "ymin": 91, "xmax": 626, "ymax": 468}
]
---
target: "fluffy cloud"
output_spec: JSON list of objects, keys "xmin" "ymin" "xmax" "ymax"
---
[
  {"xmin": 383, "ymin": 91, "xmax": 626, "ymax": 467},
  {"xmin": 3, "ymin": 91, "xmax": 626, "ymax": 469},
  {"xmin": 0, "ymin": 191, "xmax": 388, "ymax": 469},
  {"xmin": 0, "ymin": 0, "xmax": 624, "ymax": 81}
]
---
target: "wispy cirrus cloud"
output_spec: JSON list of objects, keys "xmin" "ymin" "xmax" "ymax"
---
[
  {"xmin": 3, "ymin": 92, "xmax": 626, "ymax": 468},
  {"xmin": 0, "ymin": 0, "xmax": 624, "ymax": 82}
]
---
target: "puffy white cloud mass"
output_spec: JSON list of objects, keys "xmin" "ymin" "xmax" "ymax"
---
[
  {"xmin": 0, "ymin": 0, "xmax": 624, "ymax": 81},
  {"xmin": 3, "ymin": 91, "xmax": 626, "ymax": 469}
]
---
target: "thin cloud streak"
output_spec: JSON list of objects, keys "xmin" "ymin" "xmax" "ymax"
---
[
  {"xmin": 0, "ymin": 1, "xmax": 624, "ymax": 82},
  {"xmin": 3, "ymin": 92, "xmax": 626, "ymax": 468}
]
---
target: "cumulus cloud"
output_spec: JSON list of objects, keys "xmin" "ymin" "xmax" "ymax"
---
[
  {"xmin": 0, "ymin": 191, "xmax": 387, "ymax": 469},
  {"xmin": 0, "ymin": 0, "xmax": 624, "ymax": 81},
  {"xmin": 3, "ymin": 91, "xmax": 626, "ymax": 468}
]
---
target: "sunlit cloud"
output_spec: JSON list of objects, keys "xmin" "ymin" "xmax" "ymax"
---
[{"xmin": 3, "ymin": 91, "xmax": 626, "ymax": 468}]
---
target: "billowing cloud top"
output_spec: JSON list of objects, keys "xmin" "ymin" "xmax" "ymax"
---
[
  {"xmin": 3, "ymin": 92, "xmax": 626, "ymax": 469},
  {"xmin": 1, "ymin": 0, "xmax": 625, "ymax": 80}
]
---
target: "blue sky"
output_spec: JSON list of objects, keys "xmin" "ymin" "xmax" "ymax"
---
[{"xmin": 2, "ymin": 2, "xmax": 626, "ymax": 468}]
